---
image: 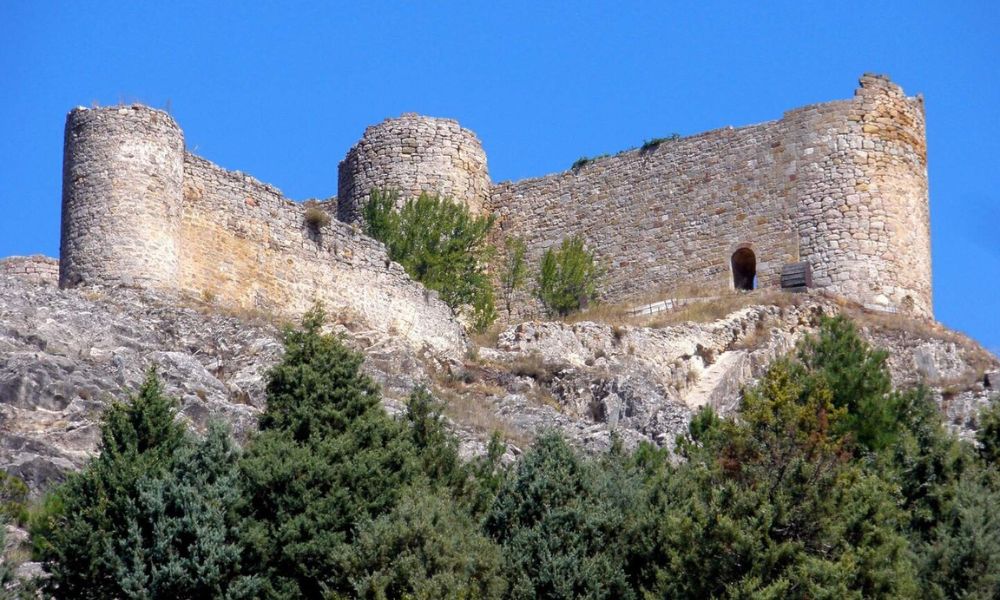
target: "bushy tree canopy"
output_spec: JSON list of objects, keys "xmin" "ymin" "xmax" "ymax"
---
[
  {"xmin": 535, "ymin": 235, "xmax": 601, "ymax": 317},
  {"xmin": 363, "ymin": 190, "xmax": 497, "ymax": 331}
]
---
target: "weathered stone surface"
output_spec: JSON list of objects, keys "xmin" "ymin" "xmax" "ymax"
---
[
  {"xmin": 338, "ymin": 113, "xmax": 491, "ymax": 222},
  {"xmin": 0, "ymin": 275, "xmax": 648, "ymax": 493},
  {"xmin": 489, "ymin": 74, "xmax": 931, "ymax": 320},
  {"xmin": 0, "ymin": 256, "xmax": 58, "ymax": 286},
  {"xmin": 59, "ymin": 105, "xmax": 467, "ymax": 362},
  {"xmin": 485, "ymin": 295, "xmax": 997, "ymax": 445}
]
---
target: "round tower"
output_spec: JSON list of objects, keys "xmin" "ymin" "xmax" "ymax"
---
[
  {"xmin": 794, "ymin": 74, "xmax": 932, "ymax": 317},
  {"xmin": 60, "ymin": 105, "xmax": 185, "ymax": 290},
  {"xmin": 337, "ymin": 113, "xmax": 490, "ymax": 223}
]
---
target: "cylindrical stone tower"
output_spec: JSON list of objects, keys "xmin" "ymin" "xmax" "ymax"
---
[
  {"xmin": 794, "ymin": 74, "xmax": 932, "ymax": 317},
  {"xmin": 337, "ymin": 113, "xmax": 491, "ymax": 223},
  {"xmin": 60, "ymin": 105, "xmax": 185, "ymax": 290}
]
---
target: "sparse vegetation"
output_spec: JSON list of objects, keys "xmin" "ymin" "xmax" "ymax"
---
[
  {"xmin": 640, "ymin": 133, "xmax": 681, "ymax": 152},
  {"xmin": 571, "ymin": 154, "xmax": 610, "ymax": 171},
  {"xmin": 499, "ymin": 236, "xmax": 528, "ymax": 319},
  {"xmin": 303, "ymin": 205, "xmax": 331, "ymax": 229}
]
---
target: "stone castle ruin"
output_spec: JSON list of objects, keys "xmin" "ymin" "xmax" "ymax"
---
[{"xmin": 58, "ymin": 74, "xmax": 932, "ymax": 356}]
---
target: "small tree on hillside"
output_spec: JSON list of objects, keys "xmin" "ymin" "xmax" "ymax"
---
[
  {"xmin": 500, "ymin": 236, "xmax": 528, "ymax": 319},
  {"xmin": 30, "ymin": 371, "xmax": 252, "ymax": 599},
  {"xmin": 363, "ymin": 190, "xmax": 497, "ymax": 331},
  {"xmin": 535, "ymin": 235, "xmax": 601, "ymax": 317}
]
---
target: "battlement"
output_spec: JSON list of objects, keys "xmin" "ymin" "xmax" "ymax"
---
[{"xmin": 57, "ymin": 74, "xmax": 933, "ymax": 346}]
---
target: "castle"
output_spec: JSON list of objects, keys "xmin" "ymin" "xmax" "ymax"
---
[{"xmin": 58, "ymin": 74, "xmax": 931, "ymax": 357}]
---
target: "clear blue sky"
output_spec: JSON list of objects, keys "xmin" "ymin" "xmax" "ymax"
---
[{"xmin": 3, "ymin": 1, "xmax": 998, "ymax": 353}]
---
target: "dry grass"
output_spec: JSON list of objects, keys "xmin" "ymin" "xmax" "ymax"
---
[
  {"xmin": 430, "ymin": 368, "xmax": 533, "ymax": 449},
  {"xmin": 549, "ymin": 281, "xmax": 806, "ymax": 330},
  {"xmin": 469, "ymin": 323, "xmax": 504, "ymax": 350},
  {"xmin": 730, "ymin": 316, "xmax": 773, "ymax": 351},
  {"xmin": 644, "ymin": 289, "xmax": 800, "ymax": 328}
]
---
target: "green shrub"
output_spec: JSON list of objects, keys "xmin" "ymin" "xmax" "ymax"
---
[
  {"xmin": 500, "ymin": 236, "xmax": 528, "ymax": 318},
  {"xmin": 535, "ymin": 235, "xmax": 601, "ymax": 317},
  {"xmin": 363, "ymin": 190, "xmax": 497, "ymax": 332},
  {"xmin": 640, "ymin": 133, "xmax": 681, "ymax": 152},
  {"xmin": 570, "ymin": 154, "xmax": 609, "ymax": 171},
  {"xmin": 0, "ymin": 472, "xmax": 29, "ymax": 525}
]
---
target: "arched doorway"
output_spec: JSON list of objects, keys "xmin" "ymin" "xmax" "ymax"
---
[{"xmin": 731, "ymin": 247, "xmax": 756, "ymax": 291}]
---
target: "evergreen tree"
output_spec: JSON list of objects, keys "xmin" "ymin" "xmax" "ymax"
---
[
  {"xmin": 976, "ymin": 396, "xmax": 1000, "ymax": 465},
  {"xmin": 30, "ymin": 371, "xmax": 250, "ymax": 599},
  {"xmin": 237, "ymin": 307, "xmax": 484, "ymax": 598},
  {"xmin": 919, "ymin": 468, "xmax": 1000, "ymax": 599},
  {"xmin": 348, "ymin": 488, "xmax": 505, "ymax": 599},
  {"xmin": 641, "ymin": 361, "xmax": 917, "ymax": 598},
  {"xmin": 797, "ymin": 315, "xmax": 905, "ymax": 453},
  {"xmin": 485, "ymin": 433, "xmax": 641, "ymax": 600}
]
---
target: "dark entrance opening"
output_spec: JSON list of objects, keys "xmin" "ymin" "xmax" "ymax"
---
[{"xmin": 731, "ymin": 248, "xmax": 756, "ymax": 291}]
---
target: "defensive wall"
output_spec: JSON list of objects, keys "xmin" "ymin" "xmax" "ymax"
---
[
  {"xmin": 487, "ymin": 74, "xmax": 931, "ymax": 317},
  {"xmin": 0, "ymin": 256, "xmax": 59, "ymax": 285},
  {"xmin": 59, "ymin": 106, "xmax": 467, "ymax": 360},
  {"xmin": 58, "ymin": 73, "xmax": 932, "ymax": 345}
]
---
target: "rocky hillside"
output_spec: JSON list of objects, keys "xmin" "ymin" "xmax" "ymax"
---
[{"xmin": 0, "ymin": 271, "xmax": 996, "ymax": 495}]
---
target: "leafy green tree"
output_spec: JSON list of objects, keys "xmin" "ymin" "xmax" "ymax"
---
[
  {"xmin": 500, "ymin": 236, "xmax": 528, "ymax": 318},
  {"xmin": 363, "ymin": 190, "xmax": 497, "ymax": 331},
  {"xmin": 30, "ymin": 371, "xmax": 252, "ymax": 599},
  {"xmin": 535, "ymin": 236, "xmax": 601, "ymax": 317}
]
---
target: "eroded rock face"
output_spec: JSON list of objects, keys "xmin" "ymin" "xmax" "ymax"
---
[
  {"xmin": 0, "ymin": 276, "xmax": 280, "ymax": 491},
  {"xmin": 0, "ymin": 272, "xmax": 996, "ymax": 496},
  {"xmin": 0, "ymin": 274, "xmax": 639, "ymax": 492},
  {"xmin": 485, "ymin": 296, "xmax": 998, "ymax": 445}
]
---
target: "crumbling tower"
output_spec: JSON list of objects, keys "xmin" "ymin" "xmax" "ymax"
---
[{"xmin": 60, "ymin": 105, "xmax": 184, "ymax": 290}]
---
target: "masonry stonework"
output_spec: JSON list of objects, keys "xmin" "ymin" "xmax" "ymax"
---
[
  {"xmin": 487, "ymin": 74, "xmax": 932, "ymax": 317},
  {"xmin": 337, "ymin": 113, "xmax": 491, "ymax": 223},
  {"xmin": 0, "ymin": 256, "xmax": 59, "ymax": 285},
  {"xmin": 61, "ymin": 105, "xmax": 184, "ymax": 290},
  {"xmin": 57, "ymin": 74, "xmax": 933, "ymax": 348},
  {"xmin": 59, "ymin": 107, "xmax": 467, "ymax": 360}
]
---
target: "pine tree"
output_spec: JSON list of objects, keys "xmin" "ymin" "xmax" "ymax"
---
[{"xmin": 31, "ymin": 370, "xmax": 250, "ymax": 599}]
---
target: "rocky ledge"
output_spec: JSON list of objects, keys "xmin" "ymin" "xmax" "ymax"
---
[{"xmin": 0, "ymin": 273, "xmax": 996, "ymax": 495}]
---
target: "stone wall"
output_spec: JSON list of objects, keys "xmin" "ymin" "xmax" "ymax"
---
[
  {"xmin": 337, "ymin": 113, "xmax": 491, "ymax": 223},
  {"xmin": 0, "ymin": 256, "xmax": 59, "ymax": 285},
  {"xmin": 59, "ymin": 105, "xmax": 467, "ymax": 360},
  {"xmin": 487, "ymin": 74, "xmax": 932, "ymax": 318},
  {"xmin": 179, "ymin": 155, "xmax": 466, "ymax": 359},
  {"xmin": 57, "ymin": 74, "xmax": 932, "ymax": 349}
]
